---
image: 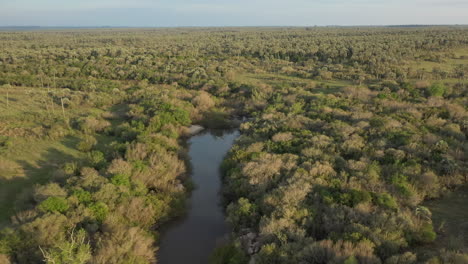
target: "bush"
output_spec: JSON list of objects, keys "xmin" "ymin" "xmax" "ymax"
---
[
  {"xmin": 41, "ymin": 229, "xmax": 92, "ymax": 264},
  {"xmin": 110, "ymin": 173, "xmax": 131, "ymax": 187},
  {"xmin": 412, "ymin": 223, "xmax": 436, "ymax": 244},
  {"xmin": 147, "ymin": 105, "xmax": 191, "ymax": 132},
  {"xmin": 384, "ymin": 252, "xmax": 417, "ymax": 264},
  {"xmin": 87, "ymin": 150, "xmax": 106, "ymax": 169},
  {"xmin": 107, "ymin": 159, "xmax": 133, "ymax": 176},
  {"xmin": 210, "ymin": 243, "xmax": 248, "ymax": 264},
  {"xmin": 33, "ymin": 183, "xmax": 67, "ymax": 203},
  {"xmin": 193, "ymin": 92, "xmax": 215, "ymax": 111},
  {"xmin": 63, "ymin": 162, "xmax": 79, "ymax": 175},
  {"xmin": 38, "ymin": 197, "xmax": 70, "ymax": 214},
  {"xmin": 47, "ymin": 124, "xmax": 69, "ymax": 140},
  {"xmin": 89, "ymin": 202, "xmax": 108, "ymax": 222},
  {"xmin": 0, "ymin": 228, "xmax": 20, "ymax": 256},
  {"xmin": 227, "ymin": 198, "xmax": 257, "ymax": 230},
  {"xmin": 428, "ymin": 83, "xmax": 446, "ymax": 97},
  {"xmin": 374, "ymin": 193, "xmax": 398, "ymax": 210},
  {"xmin": 76, "ymin": 116, "xmax": 111, "ymax": 133},
  {"xmin": 272, "ymin": 132, "xmax": 293, "ymax": 142},
  {"xmin": 77, "ymin": 135, "xmax": 97, "ymax": 152},
  {"xmin": 72, "ymin": 189, "xmax": 93, "ymax": 204},
  {"xmin": 348, "ymin": 190, "xmax": 372, "ymax": 206},
  {"xmin": 93, "ymin": 224, "xmax": 155, "ymax": 264}
]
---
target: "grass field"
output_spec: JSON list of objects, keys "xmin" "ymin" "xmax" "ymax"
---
[
  {"xmin": 409, "ymin": 48, "xmax": 468, "ymax": 73},
  {"xmin": 0, "ymin": 137, "xmax": 85, "ymax": 225},
  {"xmin": 237, "ymin": 72, "xmax": 352, "ymax": 94},
  {"xmin": 0, "ymin": 86, "xmax": 100, "ymax": 226},
  {"xmin": 422, "ymin": 187, "xmax": 468, "ymax": 254}
]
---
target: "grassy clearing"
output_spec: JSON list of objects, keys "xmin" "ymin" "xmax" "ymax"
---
[
  {"xmin": 237, "ymin": 72, "xmax": 351, "ymax": 94},
  {"xmin": 0, "ymin": 136, "xmax": 85, "ymax": 225},
  {"xmin": 409, "ymin": 48, "xmax": 468, "ymax": 72},
  {"xmin": 0, "ymin": 86, "xmax": 105, "ymax": 117},
  {"xmin": 409, "ymin": 60, "xmax": 453, "ymax": 72},
  {"xmin": 0, "ymin": 86, "xmax": 72, "ymax": 122},
  {"xmin": 0, "ymin": 86, "xmax": 107, "ymax": 226},
  {"xmin": 452, "ymin": 47, "xmax": 468, "ymax": 58},
  {"xmin": 423, "ymin": 187, "xmax": 468, "ymax": 253}
]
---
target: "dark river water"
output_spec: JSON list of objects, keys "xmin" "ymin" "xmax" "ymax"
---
[{"xmin": 158, "ymin": 129, "xmax": 239, "ymax": 264}]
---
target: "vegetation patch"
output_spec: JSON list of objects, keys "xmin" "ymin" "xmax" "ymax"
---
[{"xmin": 0, "ymin": 27, "xmax": 466, "ymax": 264}]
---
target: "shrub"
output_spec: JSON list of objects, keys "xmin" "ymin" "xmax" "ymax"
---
[
  {"xmin": 118, "ymin": 197, "xmax": 156, "ymax": 228},
  {"xmin": 192, "ymin": 92, "xmax": 215, "ymax": 111},
  {"xmin": 412, "ymin": 223, "xmax": 436, "ymax": 244},
  {"xmin": 14, "ymin": 213, "xmax": 70, "ymax": 262},
  {"xmin": 348, "ymin": 190, "xmax": 372, "ymax": 206},
  {"xmin": 87, "ymin": 150, "xmax": 106, "ymax": 169},
  {"xmin": 72, "ymin": 189, "xmax": 93, "ymax": 204},
  {"xmin": 93, "ymin": 223, "xmax": 155, "ymax": 264},
  {"xmin": 110, "ymin": 173, "xmax": 131, "ymax": 187},
  {"xmin": 417, "ymin": 171, "xmax": 440, "ymax": 198},
  {"xmin": 38, "ymin": 197, "xmax": 70, "ymax": 214},
  {"xmin": 227, "ymin": 198, "xmax": 257, "ymax": 230},
  {"xmin": 148, "ymin": 107, "xmax": 191, "ymax": 132},
  {"xmin": 33, "ymin": 183, "xmax": 67, "ymax": 203},
  {"xmin": 47, "ymin": 124, "xmax": 69, "ymax": 140},
  {"xmin": 428, "ymin": 83, "xmax": 446, "ymax": 97},
  {"xmin": 272, "ymin": 132, "xmax": 293, "ymax": 142},
  {"xmin": 41, "ymin": 229, "xmax": 92, "ymax": 264},
  {"xmin": 384, "ymin": 252, "xmax": 417, "ymax": 264},
  {"xmin": 0, "ymin": 228, "xmax": 20, "ymax": 256},
  {"xmin": 256, "ymin": 243, "xmax": 284, "ymax": 264},
  {"xmin": 89, "ymin": 202, "xmax": 108, "ymax": 222},
  {"xmin": 77, "ymin": 135, "xmax": 97, "ymax": 152},
  {"xmin": 210, "ymin": 243, "xmax": 248, "ymax": 264},
  {"xmin": 374, "ymin": 193, "xmax": 398, "ymax": 210},
  {"xmin": 77, "ymin": 116, "xmax": 111, "ymax": 133},
  {"xmin": 63, "ymin": 162, "xmax": 79, "ymax": 175},
  {"xmin": 107, "ymin": 159, "xmax": 133, "ymax": 176},
  {"xmin": 72, "ymin": 167, "xmax": 107, "ymax": 190}
]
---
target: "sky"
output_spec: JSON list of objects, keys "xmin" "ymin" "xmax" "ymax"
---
[{"xmin": 0, "ymin": 0, "xmax": 467, "ymax": 27}]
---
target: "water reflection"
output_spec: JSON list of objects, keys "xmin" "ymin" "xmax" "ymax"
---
[{"xmin": 158, "ymin": 129, "xmax": 239, "ymax": 264}]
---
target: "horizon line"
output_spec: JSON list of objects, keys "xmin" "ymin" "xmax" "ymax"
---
[{"xmin": 1, "ymin": 24, "xmax": 468, "ymax": 30}]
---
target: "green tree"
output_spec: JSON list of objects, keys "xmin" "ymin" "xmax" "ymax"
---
[{"xmin": 39, "ymin": 197, "xmax": 70, "ymax": 214}]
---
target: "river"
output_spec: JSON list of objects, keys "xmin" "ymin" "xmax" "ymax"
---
[{"xmin": 157, "ymin": 129, "xmax": 239, "ymax": 264}]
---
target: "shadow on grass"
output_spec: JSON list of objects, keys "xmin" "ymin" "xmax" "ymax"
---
[
  {"xmin": 0, "ymin": 139, "xmax": 83, "ymax": 227},
  {"xmin": 417, "ymin": 186, "xmax": 468, "ymax": 255}
]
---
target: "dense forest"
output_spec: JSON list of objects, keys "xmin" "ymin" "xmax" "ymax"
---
[{"xmin": 0, "ymin": 27, "xmax": 467, "ymax": 264}]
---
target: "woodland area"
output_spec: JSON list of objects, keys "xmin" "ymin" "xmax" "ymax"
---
[{"xmin": 0, "ymin": 27, "xmax": 467, "ymax": 264}]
